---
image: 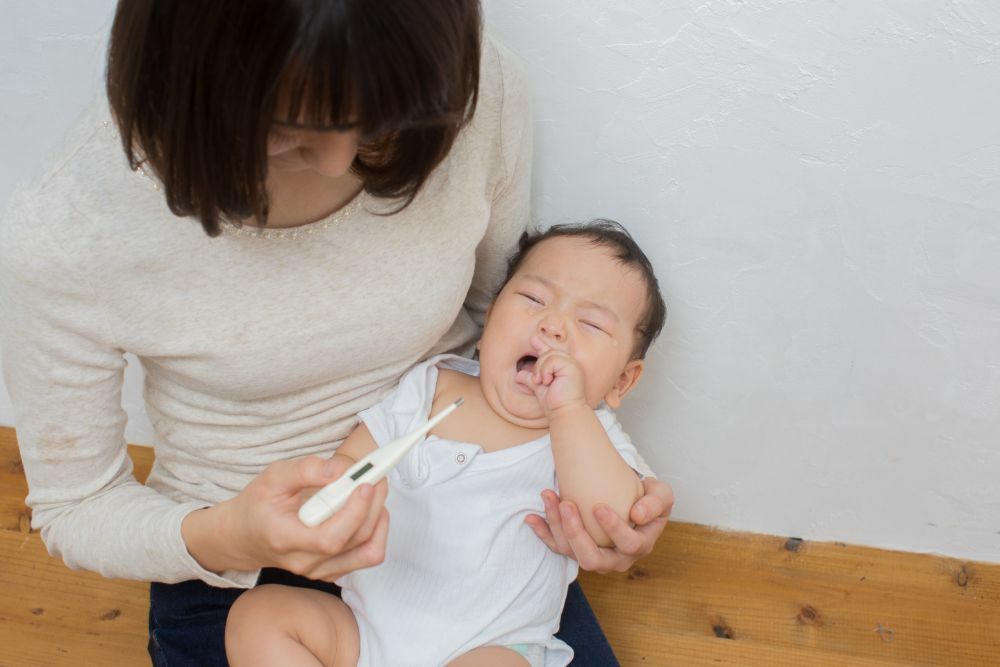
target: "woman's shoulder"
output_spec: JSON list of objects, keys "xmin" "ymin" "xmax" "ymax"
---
[
  {"xmin": 479, "ymin": 35, "xmax": 530, "ymax": 114},
  {"xmin": 1, "ymin": 98, "xmax": 173, "ymax": 271},
  {"xmin": 472, "ymin": 36, "xmax": 531, "ymax": 152},
  {"xmin": 431, "ymin": 35, "xmax": 531, "ymax": 203},
  {"xmin": 3, "ymin": 98, "xmax": 149, "ymax": 238}
]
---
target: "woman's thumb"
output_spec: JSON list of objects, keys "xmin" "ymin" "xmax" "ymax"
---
[{"xmin": 280, "ymin": 455, "xmax": 344, "ymax": 491}]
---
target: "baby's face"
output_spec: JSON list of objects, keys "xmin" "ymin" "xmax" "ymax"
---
[{"xmin": 478, "ymin": 236, "xmax": 648, "ymax": 428}]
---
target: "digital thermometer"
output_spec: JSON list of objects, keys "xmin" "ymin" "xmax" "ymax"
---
[{"xmin": 298, "ymin": 398, "xmax": 464, "ymax": 527}]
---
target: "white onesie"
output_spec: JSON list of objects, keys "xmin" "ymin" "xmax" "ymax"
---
[{"xmin": 337, "ymin": 354, "xmax": 642, "ymax": 667}]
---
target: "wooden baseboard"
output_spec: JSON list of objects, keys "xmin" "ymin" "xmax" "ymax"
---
[{"xmin": 2, "ymin": 427, "xmax": 997, "ymax": 666}]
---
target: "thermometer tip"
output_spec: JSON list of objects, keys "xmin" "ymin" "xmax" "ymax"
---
[{"xmin": 453, "ymin": 397, "xmax": 464, "ymax": 407}]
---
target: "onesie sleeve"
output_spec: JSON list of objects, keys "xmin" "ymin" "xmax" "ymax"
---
[
  {"xmin": 0, "ymin": 194, "xmax": 254, "ymax": 587},
  {"xmin": 462, "ymin": 40, "xmax": 534, "ymax": 328},
  {"xmin": 596, "ymin": 407, "xmax": 657, "ymax": 479},
  {"xmin": 357, "ymin": 358, "xmax": 439, "ymax": 447}
]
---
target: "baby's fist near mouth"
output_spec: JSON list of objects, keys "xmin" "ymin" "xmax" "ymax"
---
[{"xmin": 515, "ymin": 336, "xmax": 588, "ymax": 414}]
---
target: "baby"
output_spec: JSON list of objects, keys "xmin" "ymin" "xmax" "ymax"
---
[{"xmin": 226, "ymin": 220, "xmax": 667, "ymax": 667}]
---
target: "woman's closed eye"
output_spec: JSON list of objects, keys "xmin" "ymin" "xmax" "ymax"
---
[{"xmin": 268, "ymin": 130, "xmax": 297, "ymax": 147}]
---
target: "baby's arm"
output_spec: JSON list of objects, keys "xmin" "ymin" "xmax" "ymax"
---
[
  {"xmin": 518, "ymin": 339, "xmax": 644, "ymax": 547},
  {"xmin": 547, "ymin": 404, "xmax": 644, "ymax": 548},
  {"xmin": 330, "ymin": 421, "xmax": 379, "ymax": 467}
]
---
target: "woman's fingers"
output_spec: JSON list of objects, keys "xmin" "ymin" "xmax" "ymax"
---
[
  {"xmin": 224, "ymin": 455, "xmax": 391, "ymax": 577},
  {"xmin": 541, "ymin": 490, "xmax": 572, "ymax": 554},
  {"xmin": 282, "ymin": 455, "xmax": 342, "ymax": 496},
  {"xmin": 308, "ymin": 508, "xmax": 390, "ymax": 582},
  {"xmin": 272, "ymin": 483, "xmax": 386, "ymax": 576},
  {"xmin": 630, "ymin": 477, "xmax": 675, "ymax": 525},
  {"xmin": 309, "ymin": 482, "xmax": 379, "ymax": 555},
  {"xmin": 593, "ymin": 504, "xmax": 646, "ymax": 557},
  {"xmin": 524, "ymin": 514, "xmax": 559, "ymax": 552},
  {"xmin": 340, "ymin": 478, "xmax": 389, "ymax": 551},
  {"xmin": 526, "ymin": 491, "xmax": 659, "ymax": 573},
  {"xmin": 557, "ymin": 501, "xmax": 619, "ymax": 573}
]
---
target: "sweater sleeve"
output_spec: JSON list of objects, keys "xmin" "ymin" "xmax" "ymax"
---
[
  {"xmin": 0, "ymin": 194, "xmax": 254, "ymax": 587},
  {"xmin": 462, "ymin": 41, "xmax": 535, "ymax": 328}
]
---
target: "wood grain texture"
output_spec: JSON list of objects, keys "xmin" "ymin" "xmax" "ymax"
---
[
  {"xmin": 578, "ymin": 525, "xmax": 1000, "ymax": 666},
  {"xmin": 1, "ymin": 433, "xmax": 153, "ymax": 666},
  {"xmin": 2, "ymin": 428, "xmax": 998, "ymax": 666}
]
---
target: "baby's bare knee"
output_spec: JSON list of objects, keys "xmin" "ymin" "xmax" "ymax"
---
[
  {"xmin": 448, "ymin": 646, "xmax": 531, "ymax": 667},
  {"xmin": 227, "ymin": 585, "xmax": 294, "ymax": 643}
]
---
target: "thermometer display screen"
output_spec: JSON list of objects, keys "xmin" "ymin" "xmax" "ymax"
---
[{"xmin": 350, "ymin": 462, "xmax": 374, "ymax": 481}]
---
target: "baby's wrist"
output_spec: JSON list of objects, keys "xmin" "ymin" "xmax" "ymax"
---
[
  {"xmin": 331, "ymin": 452, "xmax": 357, "ymax": 467},
  {"xmin": 546, "ymin": 400, "xmax": 591, "ymax": 425}
]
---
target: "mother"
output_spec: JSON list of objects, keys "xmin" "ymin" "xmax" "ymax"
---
[{"xmin": 0, "ymin": 1, "xmax": 674, "ymax": 665}]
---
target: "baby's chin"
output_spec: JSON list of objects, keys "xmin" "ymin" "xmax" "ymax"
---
[
  {"xmin": 500, "ymin": 411, "xmax": 550, "ymax": 430},
  {"xmin": 484, "ymin": 390, "xmax": 550, "ymax": 429}
]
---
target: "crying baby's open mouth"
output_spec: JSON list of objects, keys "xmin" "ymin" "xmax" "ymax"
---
[{"xmin": 516, "ymin": 355, "xmax": 537, "ymax": 373}]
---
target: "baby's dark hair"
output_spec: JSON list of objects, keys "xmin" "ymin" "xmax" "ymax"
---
[{"xmin": 504, "ymin": 220, "xmax": 667, "ymax": 359}]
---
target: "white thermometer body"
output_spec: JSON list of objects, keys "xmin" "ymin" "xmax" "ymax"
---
[{"xmin": 298, "ymin": 398, "xmax": 463, "ymax": 527}]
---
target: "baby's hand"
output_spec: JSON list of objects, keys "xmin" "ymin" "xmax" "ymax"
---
[{"xmin": 515, "ymin": 336, "xmax": 588, "ymax": 414}]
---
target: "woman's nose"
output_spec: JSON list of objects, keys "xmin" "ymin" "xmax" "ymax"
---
[{"xmin": 302, "ymin": 131, "xmax": 359, "ymax": 177}]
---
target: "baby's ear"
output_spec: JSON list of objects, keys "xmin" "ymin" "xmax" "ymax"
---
[{"xmin": 603, "ymin": 359, "xmax": 644, "ymax": 409}]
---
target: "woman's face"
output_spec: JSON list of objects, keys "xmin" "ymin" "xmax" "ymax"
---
[{"xmin": 266, "ymin": 122, "xmax": 360, "ymax": 177}]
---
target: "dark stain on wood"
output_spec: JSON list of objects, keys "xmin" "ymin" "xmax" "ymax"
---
[
  {"xmin": 797, "ymin": 605, "xmax": 824, "ymax": 626},
  {"xmin": 710, "ymin": 616, "xmax": 735, "ymax": 639},
  {"xmin": 873, "ymin": 623, "xmax": 895, "ymax": 643},
  {"xmin": 957, "ymin": 564, "xmax": 972, "ymax": 588},
  {"xmin": 8, "ymin": 459, "xmax": 24, "ymax": 474},
  {"xmin": 99, "ymin": 609, "xmax": 122, "ymax": 621},
  {"xmin": 784, "ymin": 537, "xmax": 804, "ymax": 552},
  {"xmin": 627, "ymin": 566, "xmax": 649, "ymax": 580},
  {"xmin": 30, "ymin": 607, "xmax": 44, "ymax": 616}
]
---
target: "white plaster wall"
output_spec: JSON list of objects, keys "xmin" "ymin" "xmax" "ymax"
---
[
  {"xmin": 2, "ymin": 2, "xmax": 999, "ymax": 562},
  {"xmin": 482, "ymin": 0, "xmax": 1000, "ymax": 563}
]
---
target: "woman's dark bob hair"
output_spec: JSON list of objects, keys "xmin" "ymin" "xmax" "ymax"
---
[{"xmin": 107, "ymin": 0, "xmax": 482, "ymax": 236}]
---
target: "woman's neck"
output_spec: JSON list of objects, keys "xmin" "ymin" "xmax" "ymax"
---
[{"xmin": 253, "ymin": 169, "xmax": 364, "ymax": 229}]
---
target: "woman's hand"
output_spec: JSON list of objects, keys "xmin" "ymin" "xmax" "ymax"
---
[
  {"xmin": 524, "ymin": 476, "xmax": 674, "ymax": 573},
  {"xmin": 183, "ymin": 455, "xmax": 388, "ymax": 582}
]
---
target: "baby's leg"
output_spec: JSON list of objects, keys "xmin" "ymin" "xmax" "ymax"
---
[
  {"xmin": 447, "ymin": 646, "xmax": 531, "ymax": 666},
  {"xmin": 226, "ymin": 584, "xmax": 360, "ymax": 667}
]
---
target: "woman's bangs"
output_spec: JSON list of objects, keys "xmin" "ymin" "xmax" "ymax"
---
[
  {"xmin": 277, "ymin": 52, "xmax": 360, "ymax": 132},
  {"xmin": 279, "ymin": 25, "xmax": 463, "ymax": 138}
]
